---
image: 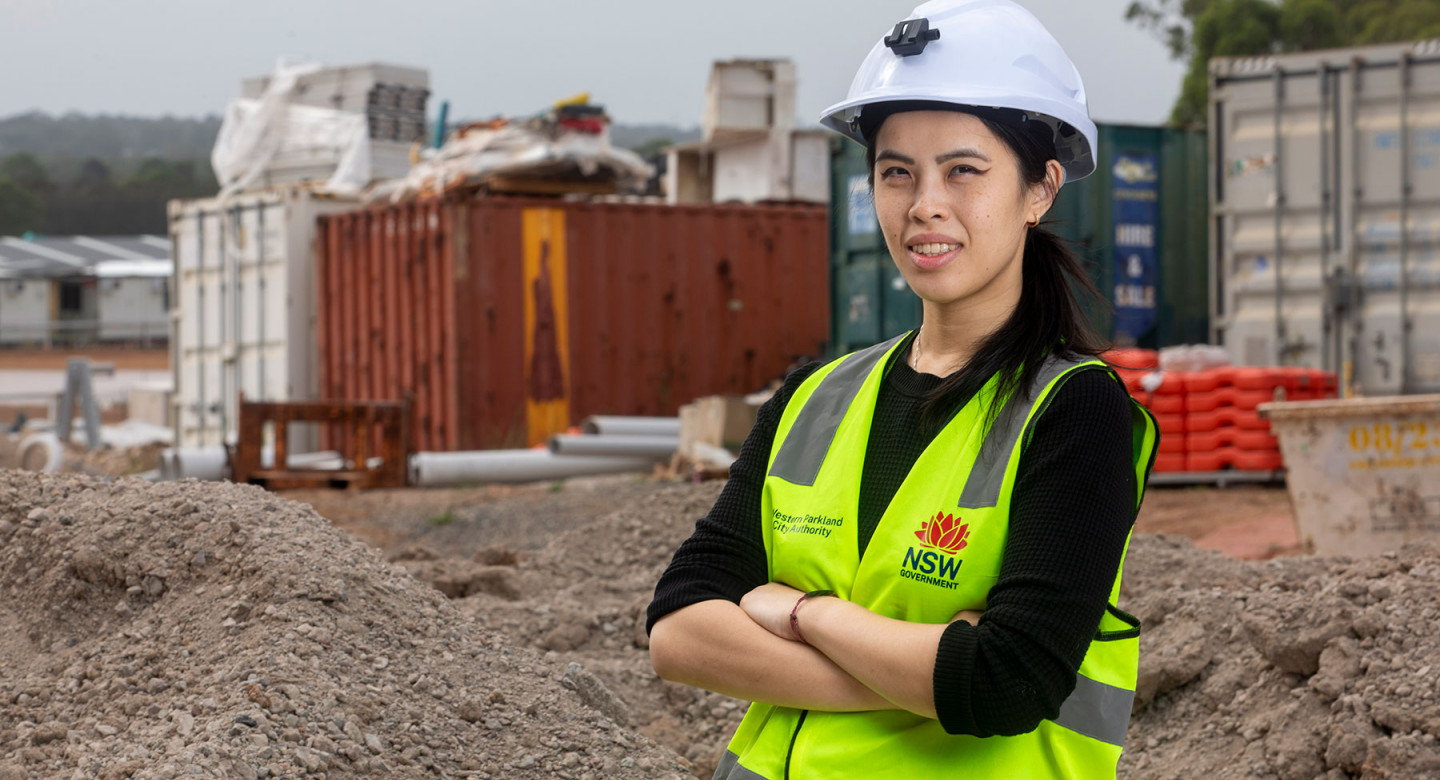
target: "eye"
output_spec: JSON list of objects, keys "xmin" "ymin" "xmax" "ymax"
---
[
  {"xmin": 878, "ymin": 166, "xmax": 910, "ymax": 181},
  {"xmin": 949, "ymin": 164, "xmax": 981, "ymax": 176}
]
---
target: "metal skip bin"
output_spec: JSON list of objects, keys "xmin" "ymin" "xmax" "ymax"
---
[{"xmin": 1260, "ymin": 395, "xmax": 1440, "ymax": 556}]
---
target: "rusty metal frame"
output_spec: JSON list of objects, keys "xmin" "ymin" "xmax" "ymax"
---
[{"xmin": 232, "ymin": 394, "xmax": 412, "ymax": 490}]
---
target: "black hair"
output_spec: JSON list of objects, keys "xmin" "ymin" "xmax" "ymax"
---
[{"xmin": 861, "ymin": 101, "xmax": 1108, "ymax": 430}]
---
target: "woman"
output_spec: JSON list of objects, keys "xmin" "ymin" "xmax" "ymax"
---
[{"xmin": 648, "ymin": 1, "xmax": 1158, "ymax": 777}]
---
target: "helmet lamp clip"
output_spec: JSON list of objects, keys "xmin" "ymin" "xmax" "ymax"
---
[{"xmin": 884, "ymin": 18, "xmax": 941, "ymax": 57}]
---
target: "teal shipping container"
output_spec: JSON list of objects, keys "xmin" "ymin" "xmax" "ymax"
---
[{"xmin": 829, "ymin": 124, "xmax": 1208, "ymax": 355}]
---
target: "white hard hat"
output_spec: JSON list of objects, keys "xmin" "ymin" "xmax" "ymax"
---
[{"xmin": 821, "ymin": 0, "xmax": 1098, "ymax": 182}]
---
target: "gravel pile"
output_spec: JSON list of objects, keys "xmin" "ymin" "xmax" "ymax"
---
[
  {"xmin": 412, "ymin": 481, "xmax": 743, "ymax": 778},
  {"xmin": 0, "ymin": 470, "xmax": 689, "ymax": 779},
  {"xmin": 7, "ymin": 466, "xmax": 1440, "ymax": 780},
  {"xmin": 417, "ymin": 484, "xmax": 1440, "ymax": 780}
]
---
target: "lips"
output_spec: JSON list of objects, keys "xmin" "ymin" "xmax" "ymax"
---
[{"xmin": 905, "ymin": 235, "xmax": 961, "ymax": 270}]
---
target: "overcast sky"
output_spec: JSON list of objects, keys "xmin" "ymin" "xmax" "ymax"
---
[{"xmin": 0, "ymin": 0, "xmax": 1184, "ymax": 128}]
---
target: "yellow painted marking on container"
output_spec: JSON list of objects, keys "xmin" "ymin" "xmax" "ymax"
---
[{"xmin": 522, "ymin": 208, "xmax": 572, "ymax": 448}]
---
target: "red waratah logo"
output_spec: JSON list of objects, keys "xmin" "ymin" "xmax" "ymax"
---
[{"xmin": 915, "ymin": 511, "xmax": 970, "ymax": 554}]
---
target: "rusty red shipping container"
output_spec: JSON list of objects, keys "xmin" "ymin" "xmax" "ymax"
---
[{"xmin": 316, "ymin": 195, "xmax": 830, "ymax": 452}]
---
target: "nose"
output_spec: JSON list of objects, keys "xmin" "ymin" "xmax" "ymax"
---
[{"xmin": 907, "ymin": 175, "xmax": 948, "ymax": 223}]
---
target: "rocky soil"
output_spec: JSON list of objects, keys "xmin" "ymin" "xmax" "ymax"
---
[
  {"xmin": 1124, "ymin": 534, "xmax": 1440, "ymax": 779},
  {"xmin": 0, "ymin": 471, "xmax": 689, "ymax": 779},
  {"xmin": 378, "ymin": 478, "xmax": 1440, "ymax": 780},
  {"xmin": 5, "ymin": 466, "xmax": 1440, "ymax": 779}
]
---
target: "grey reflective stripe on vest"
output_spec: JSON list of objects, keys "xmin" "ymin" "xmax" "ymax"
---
[
  {"xmin": 711, "ymin": 675, "xmax": 1132, "ymax": 775},
  {"xmin": 712, "ymin": 750, "xmax": 766, "ymax": 780},
  {"xmin": 768, "ymin": 335, "xmax": 906, "ymax": 486},
  {"xmin": 956, "ymin": 354, "xmax": 1089, "ymax": 509},
  {"xmin": 1051, "ymin": 672, "xmax": 1135, "ymax": 747}
]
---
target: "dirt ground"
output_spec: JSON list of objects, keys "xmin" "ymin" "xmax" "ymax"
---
[
  {"xmin": 0, "ymin": 348, "xmax": 169, "ymax": 371},
  {"xmin": 0, "ymin": 471, "xmax": 690, "ymax": 779},
  {"xmin": 1137, "ymin": 484, "xmax": 1300, "ymax": 559},
  {"xmin": 7, "ymin": 461, "xmax": 1437, "ymax": 778},
  {"xmin": 291, "ymin": 478, "xmax": 1303, "ymax": 568},
  {"xmin": 271, "ymin": 476, "xmax": 1310, "ymax": 779}
]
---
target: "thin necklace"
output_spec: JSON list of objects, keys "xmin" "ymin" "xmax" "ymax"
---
[{"xmin": 910, "ymin": 329, "xmax": 922, "ymax": 371}]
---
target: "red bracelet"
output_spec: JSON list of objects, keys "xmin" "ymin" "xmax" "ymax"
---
[{"xmin": 788, "ymin": 589, "xmax": 835, "ymax": 644}]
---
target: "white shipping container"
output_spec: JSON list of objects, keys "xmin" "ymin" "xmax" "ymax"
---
[
  {"xmin": 1210, "ymin": 40, "xmax": 1440, "ymax": 395},
  {"xmin": 168, "ymin": 189, "xmax": 360, "ymax": 450}
]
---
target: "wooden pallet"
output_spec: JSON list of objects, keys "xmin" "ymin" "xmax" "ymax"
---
[{"xmin": 232, "ymin": 395, "xmax": 412, "ymax": 490}]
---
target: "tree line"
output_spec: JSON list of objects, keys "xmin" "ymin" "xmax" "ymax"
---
[
  {"xmin": 0, "ymin": 152, "xmax": 217, "ymax": 236},
  {"xmin": 1128, "ymin": 0, "xmax": 1440, "ymax": 125},
  {"xmin": 0, "ymin": 113, "xmax": 222, "ymax": 235},
  {"xmin": 0, "ymin": 111, "xmax": 697, "ymax": 237}
]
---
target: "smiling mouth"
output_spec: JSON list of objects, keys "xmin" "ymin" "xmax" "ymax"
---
[{"xmin": 910, "ymin": 242, "xmax": 958, "ymax": 257}]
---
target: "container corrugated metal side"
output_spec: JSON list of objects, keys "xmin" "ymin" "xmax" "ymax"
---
[
  {"xmin": 828, "ymin": 138, "xmax": 918, "ymax": 355},
  {"xmin": 1050, "ymin": 124, "xmax": 1210, "ymax": 348},
  {"xmin": 1210, "ymin": 40, "xmax": 1440, "ymax": 395},
  {"xmin": 828, "ymin": 125, "xmax": 1209, "ymax": 354},
  {"xmin": 169, "ymin": 189, "xmax": 360, "ymax": 449},
  {"xmin": 316, "ymin": 196, "xmax": 830, "ymax": 452},
  {"xmin": 318, "ymin": 200, "xmax": 460, "ymax": 452}
]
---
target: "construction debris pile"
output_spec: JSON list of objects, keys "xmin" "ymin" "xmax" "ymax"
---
[
  {"xmin": 374, "ymin": 97, "xmax": 653, "ymax": 202},
  {"xmin": 0, "ymin": 471, "xmax": 689, "ymax": 779},
  {"xmin": 4, "ymin": 467, "xmax": 1440, "ymax": 778}
]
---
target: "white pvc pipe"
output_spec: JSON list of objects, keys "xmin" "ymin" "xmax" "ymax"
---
[
  {"xmin": 547, "ymin": 434, "xmax": 677, "ymax": 459},
  {"xmin": 17, "ymin": 432, "xmax": 64, "ymax": 473},
  {"xmin": 161, "ymin": 447, "xmax": 229, "ymax": 481},
  {"xmin": 579, "ymin": 415, "xmax": 681, "ymax": 437},
  {"xmin": 158, "ymin": 447, "xmax": 345, "ymax": 482},
  {"xmin": 409, "ymin": 449, "xmax": 657, "ymax": 487}
]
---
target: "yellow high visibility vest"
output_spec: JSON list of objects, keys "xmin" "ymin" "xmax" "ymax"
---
[{"xmin": 716, "ymin": 334, "xmax": 1158, "ymax": 780}]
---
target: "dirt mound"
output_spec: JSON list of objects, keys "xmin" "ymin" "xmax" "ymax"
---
[
  {"xmin": 63, "ymin": 441, "xmax": 167, "ymax": 477},
  {"xmin": 0, "ymin": 470, "xmax": 690, "ymax": 779},
  {"xmin": 435, "ymin": 481, "xmax": 742, "ymax": 778},
  {"xmin": 1123, "ymin": 534, "xmax": 1440, "ymax": 779},
  {"xmin": 411, "ymin": 482, "xmax": 1440, "ymax": 780},
  {"xmin": 10, "ymin": 466, "xmax": 1440, "ymax": 779}
]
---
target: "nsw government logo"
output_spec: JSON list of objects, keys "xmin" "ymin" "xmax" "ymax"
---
[{"xmin": 898, "ymin": 511, "xmax": 969, "ymax": 590}]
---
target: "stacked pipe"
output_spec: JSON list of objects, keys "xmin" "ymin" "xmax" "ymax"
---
[
  {"xmin": 1105, "ymin": 349, "xmax": 1338, "ymax": 473},
  {"xmin": 548, "ymin": 416, "xmax": 680, "ymax": 459},
  {"xmin": 409, "ymin": 416, "xmax": 680, "ymax": 487}
]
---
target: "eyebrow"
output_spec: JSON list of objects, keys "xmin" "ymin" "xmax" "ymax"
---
[{"xmin": 875, "ymin": 147, "xmax": 991, "ymax": 165}]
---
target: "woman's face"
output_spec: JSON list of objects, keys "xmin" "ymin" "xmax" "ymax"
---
[{"xmin": 872, "ymin": 110, "xmax": 1055, "ymax": 322}]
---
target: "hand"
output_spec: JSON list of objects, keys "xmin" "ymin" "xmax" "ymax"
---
[{"xmin": 739, "ymin": 582, "xmax": 807, "ymax": 640}]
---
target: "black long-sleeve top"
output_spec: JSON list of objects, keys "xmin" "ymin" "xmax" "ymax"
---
[{"xmin": 647, "ymin": 349, "xmax": 1139, "ymax": 736}]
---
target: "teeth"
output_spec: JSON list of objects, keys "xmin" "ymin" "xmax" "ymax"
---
[{"xmin": 912, "ymin": 243, "xmax": 956, "ymax": 256}]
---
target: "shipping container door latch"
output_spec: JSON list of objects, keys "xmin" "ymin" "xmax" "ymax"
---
[{"xmin": 885, "ymin": 18, "xmax": 940, "ymax": 57}]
